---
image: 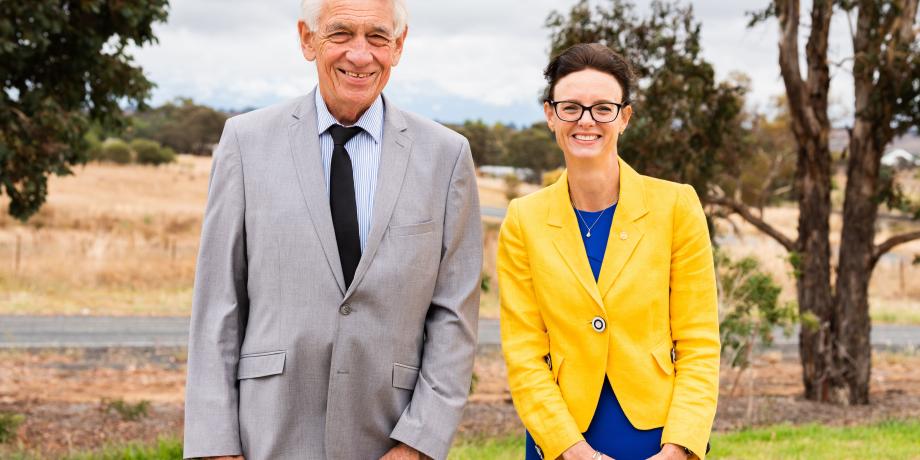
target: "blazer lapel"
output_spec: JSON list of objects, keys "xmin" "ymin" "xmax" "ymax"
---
[
  {"xmin": 344, "ymin": 95, "xmax": 412, "ymax": 300},
  {"xmin": 547, "ymin": 171, "xmax": 605, "ymax": 312},
  {"xmin": 288, "ymin": 90, "xmax": 347, "ymax": 295},
  {"xmin": 596, "ymin": 158, "xmax": 649, "ymax": 300}
]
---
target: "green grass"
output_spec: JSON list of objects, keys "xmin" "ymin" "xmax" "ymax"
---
[
  {"xmin": 449, "ymin": 436, "xmax": 524, "ymax": 459},
  {"xmin": 7, "ymin": 420, "xmax": 919, "ymax": 459},
  {"xmin": 709, "ymin": 420, "xmax": 920, "ymax": 459},
  {"xmin": 449, "ymin": 420, "xmax": 920, "ymax": 460}
]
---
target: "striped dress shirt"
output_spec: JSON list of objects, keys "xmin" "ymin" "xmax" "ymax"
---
[{"xmin": 315, "ymin": 88, "xmax": 384, "ymax": 252}]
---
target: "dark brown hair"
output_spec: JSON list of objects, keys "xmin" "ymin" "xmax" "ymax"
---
[{"xmin": 543, "ymin": 43, "xmax": 635, "ymax": 104}]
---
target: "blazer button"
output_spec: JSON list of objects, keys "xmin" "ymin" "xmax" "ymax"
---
[
  {"xmin": 592, "ymin": 316, "xmax": 606, "ymax": 333},
  {"xmin": 339, "ymin": 304, "xmax": 353, "ymax": 316}
]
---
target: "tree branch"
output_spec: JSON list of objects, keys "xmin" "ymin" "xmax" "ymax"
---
[
  {"xmin": 707, "ymin": 196, "xmax": 797, "ymax": 252},
  {"xmin": 873, "ymin": 230, "xmax": 920, "ymax": 265}
]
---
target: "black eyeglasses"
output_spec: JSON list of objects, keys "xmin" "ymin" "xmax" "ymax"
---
[{"xmin": 548, "ymin": 100, "xmax": 628, "ymax": 123}]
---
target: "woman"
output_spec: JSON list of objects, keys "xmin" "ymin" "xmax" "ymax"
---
[{"xmin": 498, "ymin": 43, "xmax": 720, "ymax": 460}]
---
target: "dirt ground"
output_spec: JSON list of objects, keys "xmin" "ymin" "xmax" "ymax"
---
[{"xmin": 2, "ymin": 347, "xmax": 920, "ymax": 457}]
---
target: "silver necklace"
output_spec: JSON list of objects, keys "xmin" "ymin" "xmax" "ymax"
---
[{"xmin": 571, "ymin": 198, "xmax": 613, "ymax": 238}]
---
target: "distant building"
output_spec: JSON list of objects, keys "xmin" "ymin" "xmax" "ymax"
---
[{"xmin": 882, "ymin": 148, "xmax": 920, "ymax": 168}]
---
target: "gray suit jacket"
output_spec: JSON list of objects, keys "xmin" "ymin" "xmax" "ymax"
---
[{"xmin": 183, "ymin": 90, "xmax": 482, "ymax": 460}]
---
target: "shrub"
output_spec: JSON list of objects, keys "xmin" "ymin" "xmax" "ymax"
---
[
  {"xmin": 131, "ymin": 138, "xmax": 175, "ymax": 165},
  {"xmin": 0, "ymin": 412, "xmax": 25, "ymax": 443},
  {"xmin": 100, "ymin": 138, "xmax": 133, "ymax": 164},
  {"xmin": 717, "ymin": 250, "xmax": 797, "ymax": 371},
  {"xmin": 103, "ymin": 398, "xmax": 151, "ymax": 421}
]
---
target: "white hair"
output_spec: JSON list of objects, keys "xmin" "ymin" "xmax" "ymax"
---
[{"xmin": 301, "ymin": 0, "xmax": 408, "ymax": 35}]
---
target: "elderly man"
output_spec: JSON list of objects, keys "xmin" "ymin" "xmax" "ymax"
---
[{"xmin": 182, "ymin": 0, "xmax": 482, "ymax": 459}]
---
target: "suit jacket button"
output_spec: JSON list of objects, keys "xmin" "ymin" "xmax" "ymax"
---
[
  {"xmin": 339, "ymin": 304, "xmax": 352, "ymax": 316},
  {"xmin": 592, "ymin": 316, "xmax": 606, "ymax": 332}
]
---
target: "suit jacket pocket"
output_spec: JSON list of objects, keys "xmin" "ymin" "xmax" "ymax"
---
[
  {"xmin": 392, "ymin": 362, "xmax": 420, "ymax": 390},
  {"xmin": 651, "ymin": 340, "xmax": 675, "ymax": 376},
  {"xmin": 237, "ymin": 350, "xmax": 286, "ymax": 380},
  {"xmin": 388, "ymin": 220, "xmax": 434, "ymax": 237}
]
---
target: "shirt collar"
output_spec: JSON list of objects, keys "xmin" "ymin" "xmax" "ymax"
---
[{"xmin": 314, "ymin": 87, "xmax": 384, "ymax": 144}]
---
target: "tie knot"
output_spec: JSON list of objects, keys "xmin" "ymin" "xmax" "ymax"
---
[{"xmin": 329, "ymin": 124, "xmax": 363, "ymax": 146}]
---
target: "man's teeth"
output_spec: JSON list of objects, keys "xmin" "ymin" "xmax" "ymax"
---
[
  {"xmin": 345, "ymin": 71, "xmax": 371, "ymax": 78},
  {"xmin": 574, "ymin": 134, "xmax": 600, "ymax": 141}
]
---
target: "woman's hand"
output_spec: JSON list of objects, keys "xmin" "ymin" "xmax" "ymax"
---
[
  {"xmin": 559, "ymin": 441, "xmax": 614, "ymax": 460},
  {"xmin": 644, "ymin": 443, "xmax": 689, "ymax": 460}
]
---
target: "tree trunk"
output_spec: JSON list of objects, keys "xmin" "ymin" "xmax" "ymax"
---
[
  {"xmin": 794, "ymin": 140, "xmax": 837, "ymax": 402},
  {"xmin": 834, "ymin": 117, "xmax": 879, "ymax": 404}
]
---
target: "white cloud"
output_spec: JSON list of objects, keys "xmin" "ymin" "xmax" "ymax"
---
[{"xmin": 130, "ymin": 0, "xmax": 858, "ymax": 124}]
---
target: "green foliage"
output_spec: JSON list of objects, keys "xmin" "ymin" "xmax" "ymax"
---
[
  {"xmin": 100, "ymin": 138, "xmax": 133, "ymax": 164},
  {"xmin": 716, "ymin": 251, "xmax": 797, "ymax": 370},
  {"xmin": 480, "ymin": 272, "xmax": 491, "ymax": 293},
  {"xmin": 102, "ymin": 398, "xmax": 150, "ymax": 422},
  {"xmin": 0, "ymin": 412, "xmax": 25, "ymax": 443},
  {"xmin": 504, "ymin": 123, "xmax": 563, "ymax": 182},
  {"xmin": 0, "ymin": 0, "xmax": 169, "ymax": 221},
  {"xmin": 127, "ymin": 99, "xmax": 227, "ymax": 155},
  {"xmin": 717, "ymin": 94, "xmax": 797, "ymax": 207},
  {"xmin": 545, "ymin": 0, "xmax": 747, "ymax": 194},
  {"xmin": 452, "ymin": 120, "xmax": 504, "ymax": 166},
  {"xmin": 130, "ymin": 138, "xmax": 175, "ymax": 165}
]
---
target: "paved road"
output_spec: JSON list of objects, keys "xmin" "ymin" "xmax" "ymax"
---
[
  {"xmin": 481, "ymin": 206, "xmax": 507, "ymax": 219},
  {"xmin": 1, "ymin": 316, "xmax": 917, "ymax": 351}
]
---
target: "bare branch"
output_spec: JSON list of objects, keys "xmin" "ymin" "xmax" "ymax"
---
[
  {"xmin": 873, "ymin": 230, "xmax": 920, "ymax": 265},
  {"xmin": 707, "ymin": 196, "xmax": 797, "ymax": 252}
]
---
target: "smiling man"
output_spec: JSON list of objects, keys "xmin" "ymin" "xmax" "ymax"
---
[{"xmin": 181, "ymin": 1, "xmax": 482, "ymax": 459}]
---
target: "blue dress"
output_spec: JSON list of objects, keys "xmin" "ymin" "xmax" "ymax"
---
[{"xmin": 524, "ymin": 204, "xmax": 664, "ymax": 460}]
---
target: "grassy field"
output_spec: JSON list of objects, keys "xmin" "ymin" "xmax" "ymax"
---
[
  {"xmin": 450, "ymin": 421, "xmax": 920, "ymax": 459},
  {"xmin": 6, "ymin": 420, "xmax": 918, "ymax": 459},
  {"xmin": 0, "ymin": 157, "xmax": 917, "ymax": 322}
]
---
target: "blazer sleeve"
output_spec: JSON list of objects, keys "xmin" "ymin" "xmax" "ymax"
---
[
  {"xmin": 182, "ymin": 118, "xmax": 249, "ymax": 459},
  {"xmin": 661, "ymin": 184, "xmax": 720, "ymax": 459},
  {"xmin": 498, "ymin": 199, "xmax": 584, "ymax": 460},
  {"xmin": 389, "ymin": 139, "xmax": 482, "ymax": 460}
]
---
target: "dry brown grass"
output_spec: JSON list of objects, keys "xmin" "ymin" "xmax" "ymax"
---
[
  {"xmin": 1, "ymin": 158, "xmax": 916, "ymax": 322},
  {"xmin": 0, "ymin": 156, "xmax": 209, "ymax": 315},
  {"xmin": 0, "ymin": 158, "xmax": 532, "ymax": 316},
  {"xmin": 713, "ymin": 205, "xmax": 920, "ymax": 323}
]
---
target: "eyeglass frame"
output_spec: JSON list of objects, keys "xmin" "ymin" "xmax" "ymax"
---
[{"xmin": 546, "ymin": 99, "xmax": 630, "ymax": 123}]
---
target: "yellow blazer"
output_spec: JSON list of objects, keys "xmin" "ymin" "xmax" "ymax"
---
[{"xmin": 498, "ymin": 159, "xmax": 720, "ymax": 460}]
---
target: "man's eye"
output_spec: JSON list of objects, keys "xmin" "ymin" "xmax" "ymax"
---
[
  {"xmin": 561, "ymin": 105, "xmax": 580, "ymax": 113},
  {"xmin": 329, "ymin": 32, "xmax": 350, "ymax": 42},
  {"xmin": 595, "ymin": 106, "xmax": 614, "ymax": 114},
  {"xmin": 367, "ymin": 35, "xmax": 390, "ymax": 46}
]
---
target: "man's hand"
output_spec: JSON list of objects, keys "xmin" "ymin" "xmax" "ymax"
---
[
  {"xmin": 645, "ymin": 443, "xmax": 690, "ymax": 460},
  {"xmin": 379, "ymin": 443, "xmax": 428, "ymax": 460}
]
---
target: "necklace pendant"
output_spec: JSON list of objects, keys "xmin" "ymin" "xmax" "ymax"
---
[{"xmin": 586, "ymin": 231, "xmax": 592, "ymax": 238}]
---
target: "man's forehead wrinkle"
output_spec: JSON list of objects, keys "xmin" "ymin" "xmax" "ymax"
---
[{"xmin": 319, "ymin": 4, "xmax": 395, "ymax": 30}]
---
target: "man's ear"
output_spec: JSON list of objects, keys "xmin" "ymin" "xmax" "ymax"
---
[
  {"xmin": 391, "ymin": 26, "xmax": 408, "ymax": 67},
  {"xmin": 298, "ymin": 20, "xmax": 317, "ymax": 61}
]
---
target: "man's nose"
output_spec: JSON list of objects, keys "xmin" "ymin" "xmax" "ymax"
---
[{"xmin": 345, "ymin": 36, "xmax": 374, "ymax": 67}]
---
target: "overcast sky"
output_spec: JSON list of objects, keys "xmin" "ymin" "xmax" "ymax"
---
[{"xmin": 131, "ymin": 0, "xmax": 857, "ymax": 125}]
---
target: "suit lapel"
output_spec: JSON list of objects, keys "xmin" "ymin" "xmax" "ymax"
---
[
  {"xmin": 287, "ymin": 90, "xmax": 347, "ymax": 295},
  {"xmin": 344, "ymin": 95, "xmax": 412, "ymax": 299},
  {"xmin": 596, "ymin": 159, "xmax": 649, "ymax": 300},
  {"xmin": 547, "ymin": 172, "xmax": 605, "ymax": 312}
]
